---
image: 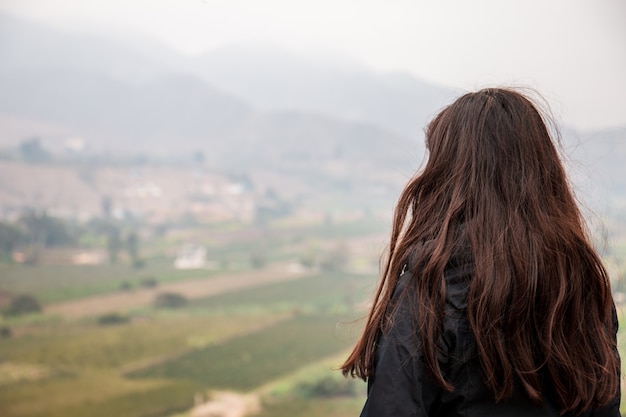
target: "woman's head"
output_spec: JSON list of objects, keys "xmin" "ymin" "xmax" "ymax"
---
[
  {"xmin": 421, "ymin": 88, "xmax": 574, "ymax": 227},
  {"xmin": 342, "ymin": 87, "xmax": 619, "ymax": 414}
]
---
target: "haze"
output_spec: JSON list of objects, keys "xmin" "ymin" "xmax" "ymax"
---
[
  {"xmin": 1, "ymin": 2, "xmax": 626, "ymax": 416},
  {"xmin": 1, "ymin": 0, "xmax": 625, "ymax": 131}
]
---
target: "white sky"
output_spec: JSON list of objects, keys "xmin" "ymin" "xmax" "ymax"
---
[{"xmin": 0, "ymin": 0, "xmax": 625, "ymax": 130}]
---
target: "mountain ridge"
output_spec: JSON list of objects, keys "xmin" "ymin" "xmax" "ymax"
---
[{"xmin": 0, "ymin": 12, "xmax": 623, "ymax": 210}]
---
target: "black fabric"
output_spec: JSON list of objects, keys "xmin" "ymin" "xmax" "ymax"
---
[{"xmin": 359, "ymin": 251, "xmax": 622, "ymax": 417}]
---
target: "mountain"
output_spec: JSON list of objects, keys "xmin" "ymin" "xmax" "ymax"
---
[
  {"xmin": 0, "ymin": 69, "xmax": 250, "ymax": 152},
  {"xmin": 0, "ymin": 12, "xmax": 623, "ymax": 211},
  {"xmin": 190, "ymin": 44, "xmax": 456, "ymax": 138},
  {"xmin": 0, "ymin": 13, "xmax": 456, "ymax": 139},
  {"xmin": 0, "ymin": 68, "xmax": 418, "ymax": 174},
  {"xmin": 0, "ymin": 13, "xmax": 176, "ymax": 83},
  {"xmin": 565, "ymin": 127, "xmax": 626, "ymax": 209}
]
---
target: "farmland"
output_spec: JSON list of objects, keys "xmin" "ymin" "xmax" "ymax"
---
[
  {"xmin": 0, "ymin": 216, "xmax": 624, "ymax": 417},
  {"xmin": 0, "ymin": 219, "xmax": 382, "ymax": 417}
]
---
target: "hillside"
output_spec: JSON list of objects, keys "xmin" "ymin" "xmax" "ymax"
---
[
  {"xmin": 0, "ymin": 13, "xmax": 176, "ymax": 83},
  {"xmin": 0, "ymin": 11, "xmax": 623, "ymax": 213},
  {"xmin": 189, "ymin": 44, "xmax": 456, "ymax": 138}
]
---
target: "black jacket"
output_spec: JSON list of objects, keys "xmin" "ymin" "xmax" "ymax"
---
[{"xmin": 360, "ymin": 252, "xmax": 621, "ymax": 417}]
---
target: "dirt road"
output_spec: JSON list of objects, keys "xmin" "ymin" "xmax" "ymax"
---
[
  {"xmin": 45, "ymin": 263, "xmax": 309, "ymax": 318},
  {"xmin": 190, "ymin": 391, "xmax": 260, "ymax": 417}
]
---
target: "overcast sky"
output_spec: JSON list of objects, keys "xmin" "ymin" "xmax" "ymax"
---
[{"xmin": 1, "ymin": 0, "xmax": 624, "ymax": 130}]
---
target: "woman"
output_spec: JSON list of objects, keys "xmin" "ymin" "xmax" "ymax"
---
[{"xmin": 342, "ymin": 88, "xmax": 621, "ymax": 416}]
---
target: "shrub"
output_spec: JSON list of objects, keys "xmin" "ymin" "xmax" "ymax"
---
[
  {"xmin": 0, "ymin": 326, "xmax": 11, "ymax": 338},
  {"xmin": 97, "ymin": 313, "xmax": 130, "ymax": 325},
  {"xmin": 295, "ymin": 375, "xmax": 358, "ymax": 398},
  {"xmin": 153, "ymin": 292, "xmax": 187, "ymax": 309},
  {"xmin": 319, "ymin": 246, "xmax": 348, "ymax": 272},
  {"xmin": 250, "ymin": 251, "xmax": 266, "ymax": 269},
  {"xmin": 140, "ymin": 277, "xmax": 158, "ymax": 288},
  {"xmin": 5, "ymin": 294, "xmax": 41, "ymax": 316}
]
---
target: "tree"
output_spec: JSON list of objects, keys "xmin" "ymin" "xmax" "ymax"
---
[
  {"xmin": 101, "ymin": 196, "xmax": 113, "ymax": 219},
  {"xmin": 0, "ymin": 222, "xmax": 22, "ymax": 256},
  {"xmin": 18, "ymin": 138, "xmax": 50, "ymax": 162},
  {"xmin": 106, "ymin": 226, "xmax": 122, "ymax": 263},
  {"xmin": 19, "ymin": 212, "xmax": 75, "ymax": 248},
  {"xmin": 126, "ymin": 231, "xmax": 142, "ymax": 268}
]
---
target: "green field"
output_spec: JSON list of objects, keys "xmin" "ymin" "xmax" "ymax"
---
[
  {"xmin": 129, "ymin": 314, "xmax": 348, "ymax": 390},
  {"xmin": 0, "ymin": 258, "xmax": 216, "ymax": 304},
  {"xmin": 0, "ymin": 219, "xmax": 624, "ymax": 417},
  {"xmin": 0, "ymin": 279, "xmax": 367, "ymax": 417},
  {"xmin": 0, "ymin": 221, "xmax": 378, "ymax": 417},
  {"xmin": 188, "ymin": 271, "xmax": 368, "ymax": 314}
]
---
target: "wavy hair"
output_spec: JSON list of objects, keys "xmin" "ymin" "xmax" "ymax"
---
[{"xmin": 341, "ymin": 88, "xmax": 619, "ymax": 414}]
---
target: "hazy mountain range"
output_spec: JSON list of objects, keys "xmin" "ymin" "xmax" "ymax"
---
[{"xmin": 0, "ymin": 12, "xmax": 623, "ymax": 210}]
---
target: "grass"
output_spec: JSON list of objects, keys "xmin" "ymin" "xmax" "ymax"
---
[
  {"xmin": 48, "ymin": 380, "xmax": 197, "ymax": 417},
  {"xmin": 0, "ymin": 258, "xmax": 216, "ymax": 304},
  {"xmin": 0, "ymin": 312, "xmax": 290, "ymax": 417},
  {"xmin": 2, "ymin": 215, "xmax": 620, "ymax": 417},
  {"xmin": 264, "ymin": 219, "xmax": 388, "ymax": 249},
  {"xmin": 256, "ymin": 397, "xmax": 366, "ymax": 417},
  {"xmin": 0, "ymin": 362, "xmax": 52, "ymax": 386},
  {"xmin": 0, "ymin": 258, "xmax": 369, "ymax": 417},
  {"xmin": 0, "ymin": 370, "xmax": 198, "ymax": 417},
  {"xmin": 128, "ymin": 314, "xmax": 353, "ymax": 391},
  {"xmin": 188, "ymin": 271, "xmax": 372, "ymax": 316},
  {"xmin": 0, "ymin": 313, "xmax": 286, "ymax": 369},
  {"xmin": 0, "ymin": 219, "xmax": 385, "ymax": 306}
]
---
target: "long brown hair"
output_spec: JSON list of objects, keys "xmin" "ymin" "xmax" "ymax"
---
[{"xmin": 341, "ymin": 88, "xmax": 619, "ymax": 414}]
